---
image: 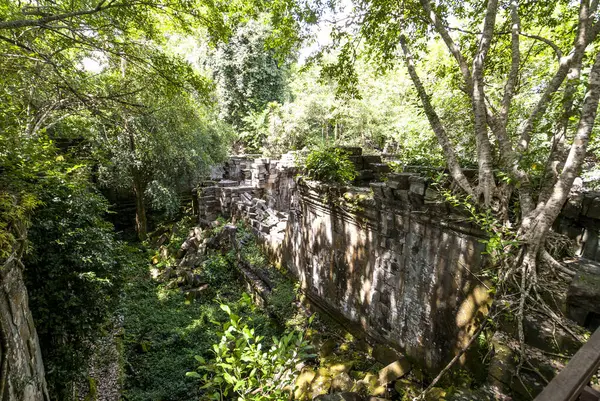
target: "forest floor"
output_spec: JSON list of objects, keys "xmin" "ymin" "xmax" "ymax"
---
[
  {"xmin": 109, "ymin": 216, "xmax": 306, "ymax": 400},
  {"xmin": 94, "ymin": 215, "xmax": 488, "ymax": 401}
]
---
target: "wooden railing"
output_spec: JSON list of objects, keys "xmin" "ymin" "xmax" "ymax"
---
[{"xmin": 534, "ymin": 327, "xmax": 600, "ymax": 401}]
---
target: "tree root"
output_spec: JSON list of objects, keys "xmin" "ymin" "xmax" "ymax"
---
[
  {"xmin": 413, "ymin": 318, "xmax": 491, "ymax": 400},
  {"xmin": 523, "ymin": 359, "xmax": 550, "ymax": 384},
  {"xmin": 528, "ymin": 300, "xmax": 584, "ymax": 343},
  {"xmin": 541, "ymin": 250, "xmax": 575, "ymax": 277}
]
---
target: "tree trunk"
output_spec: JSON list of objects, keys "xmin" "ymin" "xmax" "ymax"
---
[
  {"xmin": 126, "ymin": 117, "xmax": 147, "ymax": 241},
  {"xmin": 471, "ymin": 0, "xmax": 498, "ymax": 205},
  {"xmin": 0, "ymin": 222, "xmax": 50, "ymax": 401},
  {"xmin": 132, "ymin": 171, "xmax": 147, "ymax": 241},
  {"xmin": 399, "ymin": 35, "xmax": 475, "ymax": 197},
  {"xmin": 525, "ymin": 50, "xmax": 600, "ymax": 251}
]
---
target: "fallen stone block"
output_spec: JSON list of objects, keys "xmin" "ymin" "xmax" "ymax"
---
[
  {"xmin": 294, "ymin": 368, "xmax": 316, "ymax": 400},
  {"xmin": 356, "ymin": 169, "xmax": 374, "ymax": 181},
  {"xmin": 378, "ymin": 359, "xmax": 411, "ymax": 385},
  {"xmin": 310, "ymin": 373, "xmax": 332, "ymax": 398},
  {"xmin": 371, "ymin": 163, "xmax": 391, "ymax": 174},
  {"xmin": 335, "ymin": 146, "xmax": 362, "ymax": 156},
  {"xmin": 393, "ymin": 190, "xmax": 409, "ymax": 204},
  {"xmin": 409, "ymin": 175, "xmax": 427, "ymax": 195},
  {"xmin": 567, "ymin": 258, "xmax": 600, "ymax": 327},
  {"xmin": 370, "ymin": 182, "xmax": 386, "ymax": 198},
  {"xmin": 331, "ymin": 372, "xmax": 354, "ymax": 392},
  {"xmin": 582, "ymin": 193, "xmax": 600, "ymax": 219},
  {"xmin": 352, "ymin": 373, "xmax": 385, "ymax": 397},
  {"xmin": 387, "ymin": 173, "xmax": 412, "ymax": 190},
  {"xmin": 363, "ymin": 155, "xmax": 382, "ymax": 165},
  {"xmin": 217, "ymin": 180, "xmax": 238, "ymax": 187},
  {"xmin": 349, "ymin": 156, "xmax": 364, "ymax": 170},
  {"xmin": 372, "ymin": 344, "xmax": 404, "ymax": 366}
]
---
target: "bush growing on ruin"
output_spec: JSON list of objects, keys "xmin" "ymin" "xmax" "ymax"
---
[{"xmin": 303, "ymin": 147, "xmax": 358, "ymax": 184}]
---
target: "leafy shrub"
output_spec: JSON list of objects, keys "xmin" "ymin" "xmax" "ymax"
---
[
  {"xmin": 188, "ymin": 303, "xmax": 315, "ymax": 401},
  {"xmin": 0, "ymin": 192, "xmax": 39, "ymax": 260},
  {"xmin": 24, "ymin": 173, "xmax": 127, "ymax": 399},
  {"xmin": 303, "ymin": 147, "xmax": 357, "ymax": 184},
  {"xmin": 201, "ymin": 252, "xmax": 237, "ymax": 285}
]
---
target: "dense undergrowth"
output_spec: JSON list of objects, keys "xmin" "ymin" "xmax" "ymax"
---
[
  {"xmin": 118, "ymin": 215, "xmax": 487, "ymax": 401},
  {"xmin": 119, "ymin": 217, "xmax": 304, "ymax": 400}
]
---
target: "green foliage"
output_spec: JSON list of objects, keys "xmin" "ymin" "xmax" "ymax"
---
[
  {"xmin": 237, "ymin": 59, "xmax": 452, "ymax": 166},
  {"xmin": 0, "ymin": 192, "xmax": 39, "ymax": 260},
  {"xmin": 96, "ymin": 86, "xmax": 232, "ymax": 218},
  {"xmin": 237, "ymin": 102, "xmax": 280, "ymax": 153},
  {"xmin": 212, "ymin": 17, "xmax": 289, "ymax": 138},
  {"xmin": 121, "ymin": 223, "xmax": 289, "ymax": 401},
  {"xmin": 120, "ymin": 252, "xmax": 231, "ymax": 401},
  {"xmin": 0, "ymin": 0, "xmax": 313, "ymax": 398},
  {"xmin": 239, "ymin": 240, "xmax": 268, "ymax": 269},
  {"xmin": 303, "ymin": 147, "xmax": 357, "ymax": 184},
  {"xmin": 189, "ymin": 302, "xmax": 314, "ymax": 401},
  {"xmin": 24, "ymin": 170, "xmax": 127, "ymax": 399},
  {"xmin": 121, "ymin": 244, "xmax": 271, "ymax": 401},
  {"xmin": 435, "ymin": 178, "xmax": 520, "ymax": 266}
]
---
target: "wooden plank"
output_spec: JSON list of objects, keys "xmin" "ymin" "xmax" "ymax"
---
[
  {"xmin": 580, "ymin": 386, "xmax": 600, "ymax": 401},
  {"xmin": 534, "ymin": 327, "xmax": 600, "ymax": 401}
]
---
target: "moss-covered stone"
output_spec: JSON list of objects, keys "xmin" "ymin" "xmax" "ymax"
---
[
  {"xmin": 295, "ymin": 368, "xmax": 317, "ymax": 400},
  {"xmin": 424, "ymin": 387, "xmax": 446, "ymax": 401},
  {"xmin": 378, "ymin": 359, "xmax": 411, "ymax": 385},
  {"xmin": 331, "ymin": 372, "xmax": 355, "ymax": 392},
  {"xmin": 320, "ymin": 338, "xmax": 338, "ymax": 358},
  {"xmin": 311, "ymin": 373, "xmax": 333, "ymax": 398}
]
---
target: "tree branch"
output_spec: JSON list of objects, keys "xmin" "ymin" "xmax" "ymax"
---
[
  {"xmin": 471, "ymin": 0, "xmax": 499, "ymax": 204},
  {"xmin": 399, "ymin": 35, "xmax": 475, "ymax": 198},
  {"xmin": 517, "ymin": 0, "xmax": 597, "ymax": 153},
  {"xmin": 0, "ymin": 1, "xmax": 124, "ymax": 31},
  {"xmin": 528, "ymin": 49, "xmax": 600, "ymax": 246},
  {"xmin": 518, "ymin": 32, "xmax": 562, "ymax": 61},
  {"xmin": 496, "ymin": 0, "xmax": 520, "ymax": 158},
  {"xmin": 419, "ymin": 0, "xmax": 473, "ymax": 95}
]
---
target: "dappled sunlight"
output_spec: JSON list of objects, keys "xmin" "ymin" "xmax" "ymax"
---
[{"xmin": 4, "ymin": 0, "xmax": 600, "ymax": 399}]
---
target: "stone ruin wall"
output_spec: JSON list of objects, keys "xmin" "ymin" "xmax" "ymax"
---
[
  {"xmin": 556, "ymin": 191, "xmax": 600, "ymax": 262},
  {"xmin": 193, "ymin": 149, "xmax": 600, "ymax": 371}
]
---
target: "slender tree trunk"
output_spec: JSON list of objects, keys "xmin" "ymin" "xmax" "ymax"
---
[
  {"xmin": 471, "ymin": 0, "xmax": 498, "ymax": 205},
  {"xmin": 126, "ymin": 116, "xmax": 147, "ymax": 241},
  {"xmin": 132, "ymin": 172, "xmax": 147, "ymax": 241},
  {"xmin": 525, "ymin": 50, "xmax": 600, "ymax": 249},
  {"xmin": 399, "ymin": 35, "xmax": 475, "ymax": 197},
  {"xmin": 0, "ymin": 221, "xmax": 50, "ymax": 401}
]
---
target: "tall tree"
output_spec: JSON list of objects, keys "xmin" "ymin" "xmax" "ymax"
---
[
  {"xmin": 95, "ymin": 58, "xmax": 231, "ymax": 239},
  {"xmin": 327, "ymin": 0, "xmax": 600, "ymax": 362},
  {"xmin": 211, "ymin": 17, "xmax": 290, "ymax": 144}
]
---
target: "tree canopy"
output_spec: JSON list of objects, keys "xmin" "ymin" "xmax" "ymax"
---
[{"xmin": 0, "ymin": 0, "xmax": 314, "ymax": 398}]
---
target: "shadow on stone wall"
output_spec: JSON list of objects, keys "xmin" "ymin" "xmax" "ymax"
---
[
  {"xmin": 196, "ymin": 152, "xmax": 598, "ymax": 375},
  {"xmin": 279, "ymin": 180, "xmax": 491, "ymax": 372}
]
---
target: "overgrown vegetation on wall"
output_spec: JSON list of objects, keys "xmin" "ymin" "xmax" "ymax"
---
[
  {"xmin": 24, "ymin": 172, "xmax": 128, "ymax": 398},
  {"xmin": 303, "ymin": 147, "xmax": 358, "ymax": 184}
]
